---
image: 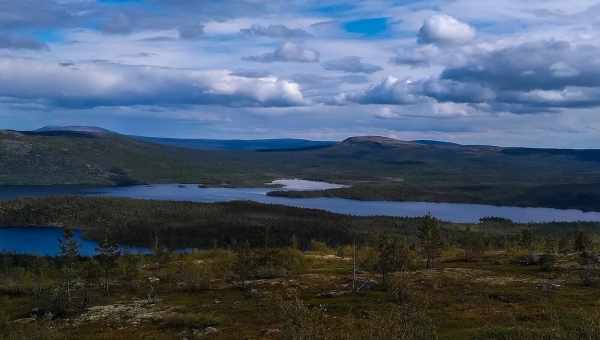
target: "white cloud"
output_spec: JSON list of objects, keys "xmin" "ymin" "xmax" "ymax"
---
[
  {"xmin": 0, "ymin": 57, "xmax": 306, "ymax": 108},
  {"xmin": 418, "ymin": 14, "xmax": 475, "ymax": 45},
  {"xmin": 322, "ymin": 56, "xmax": 382, "ymax": 74},
  {"xmin": 244, "ymin": 42, "xmax": 320, "ymax": 63}
]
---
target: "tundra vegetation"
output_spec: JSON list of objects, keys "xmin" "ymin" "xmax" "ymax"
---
[{"xmin": 1, "ymin": 197, "xmax": 600, "ymax": 339}]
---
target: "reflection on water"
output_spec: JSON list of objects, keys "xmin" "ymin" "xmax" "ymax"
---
[
  {"xmin": 83, "ymin": 184, "xmax": 600, "ymax": 223},
  {"xmin": 267, "ymin": 179, "xmax": 348, "ymax": 191}
]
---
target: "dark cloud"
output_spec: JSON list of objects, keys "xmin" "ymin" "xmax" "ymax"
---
[
  {"xmin": 322, "ymin": 56, "xmax": 382, "ymax": 74},
  {"xmin": 0, "ymin": 35, "xmax": 48, "ymax": 50},
  {"xmin": 353, "ymin": 40, "xmax": 600, "ymax": 113},
  {"xmin": 441, "ymin": 41, "xmax": 600, "ymax": 91}
]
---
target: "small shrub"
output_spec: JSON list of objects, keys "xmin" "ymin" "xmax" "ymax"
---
[
  {"xmin": 309, "ymin": 240, "xmax": 331, "ymax": 253},
  {"xmin": 539, "ymin": 254, "xmax": 556, "ymax": 272},
  {"xmin": 160, "ymin": 312, "xmax": 221, "ymax": 330},
  {"xmin": 278, "ymin": 297, "xmax": 437, "ymax": 340},
  {"xmin": 386, "ymin": 278, "xmax": 414, "ymax": 305}
]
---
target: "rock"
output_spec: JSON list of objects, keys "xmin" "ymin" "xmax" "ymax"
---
[
  {"xmin": 76, "ymin": 299, "xmax": 174, "ymax": 327},
  {"xmin": 264, "ymin": 328, "xmax": 281, "ymax": 336},
  {"xmin": 13, "ymin": 317, "xmax": 36, "ymax": 324},
  {"xmin": 31, "ymin": 308, "xmax": 53, "ymax": 320},
  {"xmin": 192, "ymin": 327, "xmax": 218, "ymax": 337},
  {"xmin": 317, "ymin": 290, "xmax": 348, "ymax": 298}
]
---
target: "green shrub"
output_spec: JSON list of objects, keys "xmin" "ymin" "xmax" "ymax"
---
[
  {"xmin": 159, "ymin": 312, "xmax": 221, "ymax": 330},
  {"xmin": 309, "ymin": 240, "xmax": 332, "ymax": 253},
  {"xmin": 279, "ymin": 297, "xmax": 437, "ymax": 340}
]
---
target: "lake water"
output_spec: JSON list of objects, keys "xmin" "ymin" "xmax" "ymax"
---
[
  {"xmin": 1, "ymin": 180, "xmax": 599, "ymax": 224},
  {"xmin": 3, "ymin": 180, "xmax": 600, "ymax": 256},
  {"xmin": 0, "ymin": 227, "xmax": 149, "ymax": 256}
]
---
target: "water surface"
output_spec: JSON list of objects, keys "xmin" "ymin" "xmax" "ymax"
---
[
  {"xmin": 2, "ymin": 181, "xmax": 600, "ymax": 223},
  {"xmin": 0, "ymin": 227, "xmax": 149, "ymax": 256}
]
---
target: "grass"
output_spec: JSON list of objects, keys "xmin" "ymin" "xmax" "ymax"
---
[
  {"xmin": 2, "ymin": 248, "xmax": 599, "ymax": 339},
  {"xmin": 0, "ymin": 197, "xmax": 599, "ymax": 339}
]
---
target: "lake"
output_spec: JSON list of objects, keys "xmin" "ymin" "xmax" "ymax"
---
[
  {"xmin": 1, "ymin": 180, "xmax": 600, "ymax": 223},
  {"xmin": 0, "ymin": 227, "xmax": 149, "ymax": 256},
  {"xmin": 3, "ymin": 180, "xmax": 600, "ymax": 256}
]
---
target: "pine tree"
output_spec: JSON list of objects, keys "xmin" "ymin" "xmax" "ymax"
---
[
  {"xmin": 418, "ymin": 214, "xmax": 442, "ymax": 270},
  {"xmin": 575, "ymin": 231, "xmax": 593, "ymax": 254},
  {"xmin": 58, "ymin": 228, "xmax": 80, "ymax": 302},
  {"xmin": 95, "ymin": 230, "xmax": 121, "ymax": 295},
  {"xmin": 558, "ymin": 235, "xmax": 571, "ymax": 255},
  {"xmin": 375, "ymin": 234, "xmax": 411, "ymax": 286}
]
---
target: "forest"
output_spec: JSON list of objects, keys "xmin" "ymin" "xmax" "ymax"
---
[{"xmin": 1, "ymin": 197, "xmax": 600, "ymax": 339}]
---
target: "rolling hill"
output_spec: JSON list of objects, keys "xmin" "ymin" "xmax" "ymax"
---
[
  {"xmin": 3, "ymin": 128, "xmax": 600, "ymax": 210},
  {"xmin": 36, "ymin": 126, "xmax": 335, "ymax": 151}
]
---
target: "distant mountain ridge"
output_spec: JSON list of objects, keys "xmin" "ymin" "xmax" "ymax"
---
[
  {"xmin": 132, "ymin": 136, "xmax": 336, "ymax": 151},
  {"xmin": 36, "ymin": 126, "xmax": 114, "ymax": 135},
  {"xmin": 31, "ymin": 126, "xmax": 336, "ymax": 151},
  {"xmin": 3, "ymin": 127, "xmax": 600, "ymax": 210}
]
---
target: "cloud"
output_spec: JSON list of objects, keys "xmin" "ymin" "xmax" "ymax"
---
[
  {"xmin": 240, "ymin": 24, "xmax": 312, "ymax": 38},
  {"xmin": 350, "ymin": 39, "xmax": 600, "ymax": 113},
  {"xmin": 0, "ymin": 35, "xmax": 48, "ymax": 50},
  {"xmin": 441, "ymin": 41, "xmax": 600, "ymax": 91},
  {"xmin": 101, "ymin": 12, "xmax": 134, "ymax": 34},
  {"xmin": 0, "ymin": 58, "xmax": 306, "ymax": 108},
  {"xmin": 391, "ymin": 45, "xmax": 439, "ymax": 67},
  {"xmin": 437, "ymin": 40, "xmax": 600, "ymax": 110},
  {"xmin": 417, "ymin": 14, "xmax": 475, "ymax": 45},
  {"xmin": 178, "ymin": 24, "xmax": 205, "ymax": 40},
  {"xmin": 244, "ymin": 42, "xmax": 320, "ymax": 63},
  {"xmin": 341, "ymin": 76, "xmax": 423, "ymax": 105},
  {"xmin": 322, "ymin": 56, "xmax": 382, "ymax": 74}
]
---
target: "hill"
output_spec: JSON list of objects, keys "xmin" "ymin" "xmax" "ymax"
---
[
  {"xmin": 132, "ymin": 136, "xmax": 335, "ymax": 151},
  {"xmin": 3, "ymin": 131, "xmax": 600, "ymax": 210},
  {"xmin": 0, "ymin": 130, "xmax": 281, "ymax": 186},
  {"xmin": 35, "ymin": 126, "xmax": 115, "ymax": 135}
]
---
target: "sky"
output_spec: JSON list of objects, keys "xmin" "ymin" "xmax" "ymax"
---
[{"xmin": 2, "ymin": 0, "xmax": 600, "ymax": 147}]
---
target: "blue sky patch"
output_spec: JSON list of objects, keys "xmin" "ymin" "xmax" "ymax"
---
[{"xmin": 343, "ymin": 17, "xmax": 389, "ymax": 37}]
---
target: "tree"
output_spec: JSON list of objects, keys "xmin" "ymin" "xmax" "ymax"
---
[
  {"xmin": 558, "ymin": 235, "xmax": 571, "ymax": 255},
  {"xmin": 418, "ymin": 214, "xmax": 442, "ymax": 270},
  {"xmin": 375, "ymin": 234, "xmax": 410, "ymax": 286},
  {"xmin": 232, "ymin": 241, "xmax": 256, "ymax": 289},
  {"xmin": 95, "ymin": 230, "xmax": 121, "ymax": 295},
  {"xmin": 575, "ymin": 231, "xmax": 593, "ymax": 254},
  {"xmin": 58, "ymin": 228, "xmax": 80, "ymax": 302},
  {"xmin": 575, "ymin": 231, "xmax": 598, "ymax": 286},
  {"xmin": 519, "ymin": 229, "xmax": 534, "ymax": 251},
  {"xmin": 463, "ymin": 231, "xmax": 486, "ymax": 262},
  {"xmin": 540, "ymin": 237, "xmax": 557, "ymax": 271}
]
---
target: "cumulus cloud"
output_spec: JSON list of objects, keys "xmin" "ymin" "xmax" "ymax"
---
[
  {"xmin": 240, "ymin": 24, "xmax": 312, "ymax": 38},
  {"xmin": 441, "ymin": 41, "xmax": 600, "ymax": 91},
  {"xmin": 350, "ymin": 40, "xmax": 600, "ymax": 113},
  {"xmin": 418, "ymin": 14, "xmax": 475, "ymax": 45},
  {"xmin": 391, "ymin": 45, "xmax": 439, "ymax": 67},
  {"xmin": 0, "ymin": 58, "xmax": 306, "ymax": 108},
  {"xmin": 322, "ymin": 56, "xmax": 382, "ymax": 74},
  {"xmin": 341, "ymin": 76, "xmax": 424, "ymax": 105},
  {"xmin": 244, "ymin": 42, "xmax": 320, "ymax": 63}
]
